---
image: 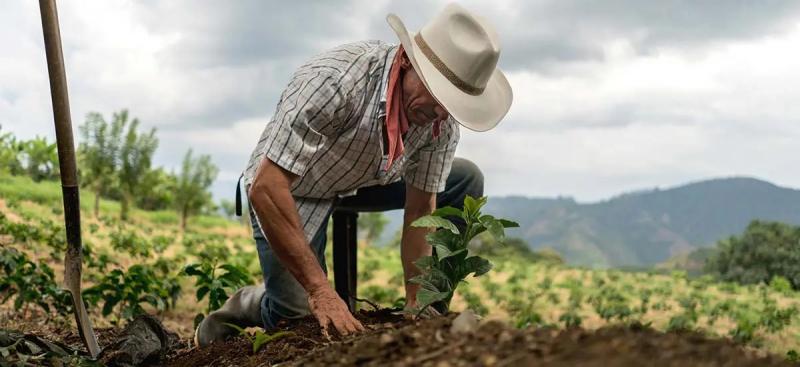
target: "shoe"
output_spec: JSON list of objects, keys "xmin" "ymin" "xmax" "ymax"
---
[{"xmin": 194, "ymin": 285, "xmax": 265, "ymax": 347}]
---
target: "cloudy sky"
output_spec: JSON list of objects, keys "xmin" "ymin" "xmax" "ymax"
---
[{"xmin": 3, "ymin": 1, "xmax": 800, "ymax": 202}]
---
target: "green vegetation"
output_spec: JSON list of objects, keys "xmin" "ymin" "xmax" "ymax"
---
[
  {"xmin": 1, "ymin": 126, "xmax": 800, "ymax": 360},
  {"xmin": 174, "ymin": 149, "xmax": 218, "ymax": 231},
  {"xmin": 223, "ymin": 323, "xmax": 293, "ymax": 353},
  {"xmin": 705, "ymin": 220, "xmax": 800, "ymax": 290},
  {"xmin": 481, "ymin": 178, "xmax": 800, "ymax": 267},
  {"xmin": 409, "ymin": 196, "xmax": 519, "ymax": 314}
]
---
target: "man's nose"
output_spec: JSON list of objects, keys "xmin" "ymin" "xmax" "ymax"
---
[{"xmin": 433, "ymin": 104, "xmax": 449, "ymax": 122}]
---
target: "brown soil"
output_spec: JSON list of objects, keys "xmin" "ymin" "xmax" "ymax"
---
[
  {"xmin": 5, "ymin": 309, "xmax": 796, "ymax": 366},
  {"xmin": 163, "ymin": 308, "xmax": 409, "ymax": 367},
  {"xmin": 160, "ymin": 310, "xmax": 796, "ymax": 367}
]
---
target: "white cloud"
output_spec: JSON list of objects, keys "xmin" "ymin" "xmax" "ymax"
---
[{"xmin": 2, "ymin": 1, "xmax": 800, "ymax": 202}]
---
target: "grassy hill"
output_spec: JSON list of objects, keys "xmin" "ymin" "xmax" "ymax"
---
[
  {"xmin": 473, "ymin": 177, "xmax": 800, "ymax": 267},
  {"xmin": 1, "ymin": 173, "xmax": 799, "ymax": 358}
]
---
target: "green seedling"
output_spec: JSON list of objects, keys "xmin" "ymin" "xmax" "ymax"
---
[
  {"xmin": 409, "ymin": 195, "xmax": 518, "ymax": 315},
  {"xmin": 223, "ymin": 323, "xmax": 293, "ymax": 353},
  {"xmin": 183, "ymin": 259, "xmax": 252, "ymax": 326}
]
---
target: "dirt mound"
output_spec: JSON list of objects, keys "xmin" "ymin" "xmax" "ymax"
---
[
  {"xmin": 293, "ymin": 317, "xmax": 794, "ymax": 367},
  {"xmin": 162, "ymin": 310, "xmax": 794, "ymax": 367},
  {"xmin": 164, "ymin": 308, "xmax": 408, "ymax": 367}
]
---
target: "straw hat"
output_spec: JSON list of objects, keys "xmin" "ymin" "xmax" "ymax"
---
[{"xmin": 386, "ymin": 3, "xmax": 512, "ymax": 132}]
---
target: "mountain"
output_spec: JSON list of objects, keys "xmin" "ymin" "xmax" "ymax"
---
[{"xmin": 379, "ymin": 177, "xmax": 800, "ymax": 268}]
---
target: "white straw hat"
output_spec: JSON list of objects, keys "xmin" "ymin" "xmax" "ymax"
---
[{"xmin": 386, "ymin": 3, "xmax": 513, "ymax": 132}]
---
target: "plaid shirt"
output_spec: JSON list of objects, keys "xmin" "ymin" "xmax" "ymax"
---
[{"xmin": 243, "ymin": 40, "xmax": 460, "ymax": 241}]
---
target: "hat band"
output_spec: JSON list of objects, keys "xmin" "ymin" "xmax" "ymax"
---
[{"xmin": 414, "ymin": 33, "xmax": 484, "ymax": 96}]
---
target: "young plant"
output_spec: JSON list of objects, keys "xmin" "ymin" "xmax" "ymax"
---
[
  {"xmin": 84, "ymin": 264, "xmax": 182, "ymax": 322},
  {"xmin": 0, "ymin": 247, "xmax": 73, "ymax": 318},
  {"xmin": 223, "ymin": 323, "xmax": 293, "ymax": 353},
  {"xmin": 183, "ymin": 260, "xmax": 252, "ymax": 316},
  {"xmin": 409, "ymin": 195, "xmax": 518, "ymax": 314}
]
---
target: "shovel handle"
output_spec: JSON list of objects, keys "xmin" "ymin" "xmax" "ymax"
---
[{"xmin": 39, "ymin": 0, "xmax": 100, "ymax": 359}]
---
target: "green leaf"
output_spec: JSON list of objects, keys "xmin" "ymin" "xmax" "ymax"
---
[
  {"xmin": 463, "ymin": 196, "xmax": 488, "ymax": 219},
  {"xmin": 461, "ymin": 256, "xmax": 493, "ymax": 278},
  {"xmin": 196, "ymin": 286, "xmax": 210, "ymax": 301},
  {"xmin": 409, "ymin": 275, "xmax": 437, "ymax": 290},
  {"xmin": 413, "ymin": 256, "xmax": 436, "ymax": 270},
  {"xmin": 411, "ymin": 215, "xmax": 459, "ymax": 234},
  {"xmin": 434, "ymin": 244, "xmax": 466, "ymax": 261},
  {"xmin": 426, "ymin": 230, "xmax": 461, "ymax": 251},
  {"xmin": 432, "ymin": 206, "xmax": 463, "ymax": 219},
  {"xmin": 498, "ymin": 219, "xmax": 519, "ymax": 228},
  {"xmin": 252, "ymin": 331, "xmax": 293, "ymax": 353},
  {"xmin": 416, "ymin": 287, "xmax": 450, "ymax": 310},
  {"xmin": 485, "ymin": 220, "xmax": 505, "ymax": 243}
]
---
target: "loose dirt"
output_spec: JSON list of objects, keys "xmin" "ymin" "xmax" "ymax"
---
[
  {"xmin": 4, "ymin": 309, "xmax": 796, "ymax": 366},
  {"xmin": 163, "ymin": 310, "xmax": 794, "ymax": 367}
]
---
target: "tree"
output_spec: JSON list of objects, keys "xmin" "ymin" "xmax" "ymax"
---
[
  {"xmin": 706, "ymin": 220, "xmax": 800, "ymax": 289},
  {"xmin": 78, "ymin": 112, "xmax": 124, "ymax": 217},
  {"xmin": 358, "ymin": 212, "xmax": 389, "ymax": 244},
  {"xmin": 0, "ymin": 126, "xmax": 24, "ymax": 175},
  {"xmin": 174, "ymin": 149, "xmax": 218, "ymax": 231},
  {"xmin": 19, "ymin": 136, "xmax": 59, "ymax": 181},
  {"xmin": 219, "ymin": 199, "xmax": 237, "ymax": 220},
  {"xmin": 116, "ymin": 111, "xmax": 158, "ymax": 221},
  {"xmin": 135, "ymin": 168, "xmax": 177, "ymax": 211}
]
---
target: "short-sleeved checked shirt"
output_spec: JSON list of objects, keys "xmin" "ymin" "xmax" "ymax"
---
[{"xmin": 243, "ymin": 40, "xmax": 460, "ymax": 242}]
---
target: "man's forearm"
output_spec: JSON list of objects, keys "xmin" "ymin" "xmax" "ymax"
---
[{"xmin": 248, "ymin": 163, "xmax": 329, "ymax": 295}]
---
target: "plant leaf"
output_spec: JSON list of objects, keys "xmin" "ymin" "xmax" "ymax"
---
[
  {"xmin": 253, "ymin": 331, "xmax": 293, "ymax": 353},
  {"xmin": 416, "ymin": 287, "xmax": 450, "ymax": 310},
  {"xmin": 485, "ymin": 220, "xmax": 505, "ymax": 243},
  {"xmin": 432, "ymin": 206, "xmax": 463, "ymax": 219},
  {"xmin": 461, "ymin": 256, "xmax": 493, "ymax": 278},
  {"xmin": 411, "ymin": 215, "xmax": 459, "ymax": 234},
  {"xmin": 413, "ymin": 256, "xmax": 436, "ymax": 270},
  {"xmin": 498, "ymin": 219, "xmax": 520, "ymax": 228},
  {"xmin": 426, "ymin": 230, "xmax": 461, "ymax": 251}
]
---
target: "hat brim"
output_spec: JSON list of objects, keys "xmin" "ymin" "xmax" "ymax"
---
[{"xmin": 387, "ymin": 13, "xmax": 513, "ymax": 132}]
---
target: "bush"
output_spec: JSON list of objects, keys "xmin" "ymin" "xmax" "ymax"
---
[
  {"xmin": 706, "ymin": 221, "xmax": 800, "ymax": 289},
  {"xmin": 84, "ymin": 264, "xmax": 182, "ymax": 322},
  {"xmin": 0, "ymin": 248, "xmax": 73, "ymax": 318}
]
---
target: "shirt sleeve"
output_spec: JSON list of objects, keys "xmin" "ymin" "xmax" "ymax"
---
[
  {"xmin": 260, "ymin": 70, "xmax": 351, "ymax": 177},
  {"xmin": 402, "ymin": 117, "xmax": 460, "ymax": 193}
]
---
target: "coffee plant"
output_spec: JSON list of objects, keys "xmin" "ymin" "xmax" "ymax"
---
[
  {"xmin": 0, "ymin": 247, "xmax": 73, "ymax": 318},
  {"xmin": 183, "ymin": 260, "xmax": 252, "ymax": 315},
  {"xmin": 84, "ymin": 263, "xmax": 182, "ymax": 322},
  {"xmin": 409, "ymin": 196, "xmax": 518, "ymax": 314}
]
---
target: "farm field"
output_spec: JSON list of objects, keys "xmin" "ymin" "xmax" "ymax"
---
[{"xmin": 1, "ymin": 173, "xmax": 799, "ymax": 365}]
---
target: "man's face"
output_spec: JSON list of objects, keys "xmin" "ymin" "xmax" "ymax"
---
[{"xmin": 400, "ymin": 56, "xmax": 450, "ymax": 127}]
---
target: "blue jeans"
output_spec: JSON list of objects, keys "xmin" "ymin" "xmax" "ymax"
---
[{"xmin": 250, "ymin": 157, "xmax": 483, "ymax": 328}]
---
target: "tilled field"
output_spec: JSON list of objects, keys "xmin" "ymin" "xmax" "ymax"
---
[
  {"xmin": 3, "ymin": 309, "xmax": 797, "ymax": 366},
  {"xmin": 164, "ymin": 310, "xmax": 794, "ymax": 367}
]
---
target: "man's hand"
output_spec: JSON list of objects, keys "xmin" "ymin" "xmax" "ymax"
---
[
  {"xmin": 249, "ymin": 158, "xmax": 363, "ymax": 337},
  {"xmin": 307, "ymin": 284, "xmax": 364, "ymax": 337}
]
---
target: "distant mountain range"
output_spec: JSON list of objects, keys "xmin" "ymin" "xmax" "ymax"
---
[{"xmin": 380, "ymin": 177, "xmax": 800, "ymax": 268}]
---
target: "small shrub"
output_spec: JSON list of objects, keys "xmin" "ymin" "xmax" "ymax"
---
[{"xmin": 409, "ymin": 196, "xmax": 518, "ymax": 314}]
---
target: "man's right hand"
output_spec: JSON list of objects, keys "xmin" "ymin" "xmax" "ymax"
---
[{"xmin": 307, "ymin": 284, "xmax": 365, "ymax": 337}]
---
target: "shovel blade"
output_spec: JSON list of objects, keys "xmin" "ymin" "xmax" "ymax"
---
[
  {"xmin": 65, "ymin": 246, "xmax": 100, "ymax": 359},
  {"xmin": 68, "ymin": 288, "xmax": 101, "ymax": 358}
]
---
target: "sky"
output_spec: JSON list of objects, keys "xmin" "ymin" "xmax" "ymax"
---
[{"xmin": 2, "ymin": 1, "xmax": 800, "ymax": 203}]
